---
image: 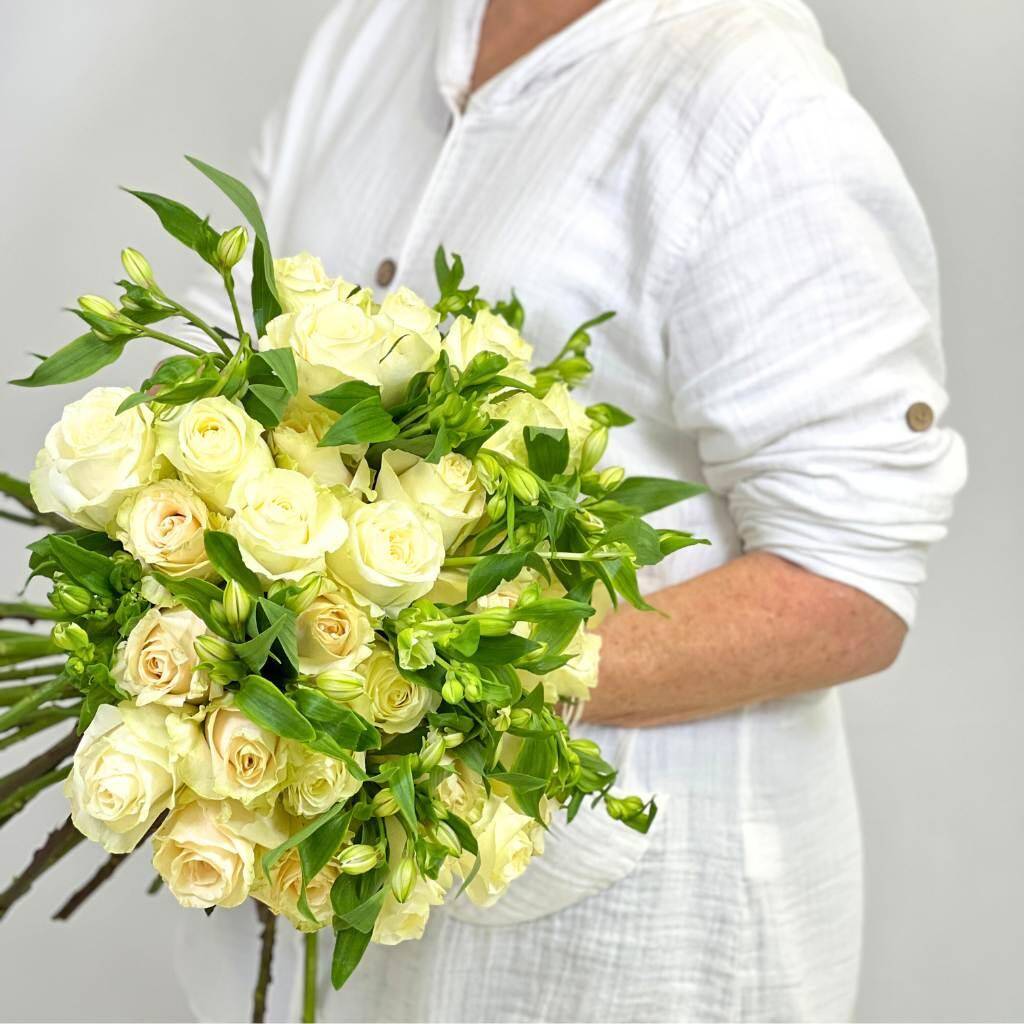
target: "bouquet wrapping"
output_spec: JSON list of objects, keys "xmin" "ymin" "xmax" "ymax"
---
[{"xmin": 0, "ymin": 158, "xmax": 706, "ymax": 1020}]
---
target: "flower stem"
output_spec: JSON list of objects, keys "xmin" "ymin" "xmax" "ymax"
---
[
  {"xmin": 0, "ymin": 602, "xmax": 60, "ymax": 623},
  {"xmin": 0, "ymin": 634, "xmax": 60, "ymax": 664},
  {"xmin": 223, "ymin": 272, "xmax": 249, "ymax": 346},
  {"xmin": 0, "ymin": 714, "xmax": 69, "ymax": 751},
  {"xmin": 444, "ymin": 550, "xmax": 619, "ymax": 568},
  {"xmin": 0, "ymin": 816, "xmax": 84, "ymax": 922},
  {"xmin": 252, "ymin": 902, "xmax": 277, "ymax": 1024},
  {"xmin": 0, "ymin": 662, "xmax": 64, "ymax": 683},
  {"xmin": 303, "ymin": 930, "xmax": 318, "ymax": 1023},
  {"xmin": 52, "ymin": 812, "xmax": 165, "ymax": 921},
  {"xmin": 0, "ymin": 682, "xmax": 69, "ymax": 706},
  {"xmin": 0, "ymin": 728, "xmax": 77, "ymax": 804},
  {"xmin": 167, "ymin": 299, "xmax": 234, "ymax": 357},
  {"xmin": 0, "ymin": 765, "xmax": 70, "ymax": 827},
  {"xmin": 0, "ymin": 675, "xmax": 70, "ymax": 732},
  {"xmin": 140, "ymin": 327, "xmax": 211, "ymax": 358}
]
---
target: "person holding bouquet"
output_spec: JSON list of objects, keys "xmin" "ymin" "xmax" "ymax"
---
[{"xmin": 175, "ymin": 0, "xmax": 966, "ymax": 1020}]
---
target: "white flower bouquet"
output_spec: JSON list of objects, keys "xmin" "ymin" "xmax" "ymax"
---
[{"xmin": 0, "ymin": 158, "xmax": 706, "ymax": 1020}]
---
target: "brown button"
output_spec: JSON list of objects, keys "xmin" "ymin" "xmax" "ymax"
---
[
  {"xmin": 375, "ymin": 258, "xmax": 396, "ymax": 287},
  {"xmin": 906, "ymin": 401, "xmax": 934, "ymax": 432}
]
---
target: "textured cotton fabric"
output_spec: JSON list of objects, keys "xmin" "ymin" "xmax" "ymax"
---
[{"xmin": 176, "ymin": 1, "xmax": 967, "ymax": 1020}]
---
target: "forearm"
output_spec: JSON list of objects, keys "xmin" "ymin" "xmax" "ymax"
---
[{"xmin": 585, "ymin": 551, "xmax": 907, "ymax": 728}]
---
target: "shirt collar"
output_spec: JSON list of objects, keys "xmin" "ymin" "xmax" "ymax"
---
[{"xmin": 435, "ymin": 0, "xmax": 825, "ymax": 113}]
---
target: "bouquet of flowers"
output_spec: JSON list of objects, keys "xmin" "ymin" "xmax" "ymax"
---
[{"xmin": 0, "ymin": 158, "xmax": 706, "ymax": 1020}]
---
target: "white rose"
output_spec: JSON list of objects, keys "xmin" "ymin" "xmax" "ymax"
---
[
  {"xmin": 65, "ymin": 703, "xmax": 175, "ymax": 854},
  {"xmin": 327, "ymin": 499, "xmax": 445, "ymax": 615},
  {"xmin": 442, "ymin": 311, "xmax": 534, "ymax": 380},
  {"xmin": 152, "ymin": 798, "xmax": 288, "ymax": 909},
  {"xmin": 460, "ymin": 793, "xmax": 544, "ymax": 908},
  {"xmin": 435, "ymin": 756, "xmax": 487, "ymax": 825},
  {"xmin": 372, "ymin": 875, "xmax": 446, "ymax": 945},
  {"xmin": 270, "ymin": 395, "xmax": 363, "ymax": 489},
  {"xmin": 226, "ymin": 467, "xmax": 349, "ymax": 582},
  {"xmin": 114, "ymin": 605, "xmax": 217, "ymax": 708},
  {"xmin": 483, "ymin": 391, "xmax": 564, "ymax": 464},
  {"xmin": 172, "ymin": 700, "xmax": 289, "ymax": 808},
  {"xmin": 30, "ymin": 386, "xmax": 159, "ymax": 532},
  {"xmin": 283, "ymin": 747, "xmax": 365, "ymax": 817},
  {"xmin": 254, "ymin": 846, "xmax": 341, "ymax": 931},
  {"xmin": 360, "ymin": 647, "xmax": 440, "ymax": 734},
  {"xmin": 372, "ymin": 819, "xmax": 446, "ymax": 945},
  {"xmin": 296, "ymin": 587, "xmax": 374, "ymax": 674},
  {"xmin": 380, "ymin": 286, "xmax": 441, "ymax": 341},
  {"xmin": 115, "ymin": 479, "xmax": 215, "ymax": 578},
  {"xmin": 541, "ymin": 382, "xmax": 596, "ymax": 463},
  {"xmin": 155, "ymin": 397, "xmax": 273, "ymax": 512},
  {"xmin": 374, "ymin": 320, "xmax": 442, "ymax": 407},
  {"xmin": 375, "ymin": 449, "xmax": 484, "ymax": 550},
  {"xmin": 261, "ymin": 300, "xmax": 390, "ymax": 397},
  {"xmin": 274, "ymin": 252, "xmax": 350, "ymax": 313},
  {"xmin": 531, "ymin": 627, "xmax": 601, "ymax": 703}
]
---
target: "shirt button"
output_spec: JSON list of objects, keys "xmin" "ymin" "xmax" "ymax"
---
[
  {"xmin": 906, "ymin": 401, "xmax": 935, "ymax": 432},
  {"xmin": 375, "ymin": 258, "xmax": 397, "ymax": 287}
]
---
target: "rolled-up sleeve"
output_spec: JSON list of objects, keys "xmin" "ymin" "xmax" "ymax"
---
[{"xmin": 668, "ymin": 84, "xmax": 967, "ymax": 625}]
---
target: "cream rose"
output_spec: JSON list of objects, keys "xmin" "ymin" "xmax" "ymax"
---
[
  {"xmin": 114, "ymin": 605, "xmax": 216, "ymax": 708},
  {"xmin": 274, "ymin": 252, "xmax": 349, "ymax": 313},
  {"xmin": 296, "ymin": 587, "xmax": 374, "ymax": 674},
  {"xmin": 460, "ymin": 793, "xmax": 544, "ymax": 908},
  {"xmin": 435, "ymin": 756, "xmax": 487, "ymax": 825},
  {"xmin": 30, "ymin": 386, "xmax": 159, "ymax": 532},
  {"xmin": 172, "ymin": 700, "xmax": 289, "ymax": 808},
  {"xmin": 283, "ymin": 748, "xmax": 365, "ymax": 817},
  {"xmin": 269, "ymin": 395, "xmax": 362, "ymax": 489},
  {"xmin": 152, "ymin": 798, "xmax": 288, "ymax": 909},
  {"xmin": 65, "ymin": 703, "xmax": 175, "ymax": 854},
  {"xmin": 372, "ymin": 874, "xmax": 446, "ymax": 945},
  {"xmin": 155, "ymin": 396, "xmax": 273, "ymax": 512},
  {"xmin": 360, "ymin": 648, "xmax": 440, "ymax": 734},
  {"xmin": 442, "ymin": 311, "xmax": 534, "ymax": 380},
  {"xmin": 376, "ymin": 450, "xmax": 485, "ymax": 551},
  {"xmin": 380, "ymin": 286, "xmax": 441, "ymax": 341},
  {"xmin": 115, "ymin": 479, "xmax": 215, "ymax": 578},
  {"xmin": 327, "ymin": 499, "xmax": 444, "ymax": 615},
  {"xmin": 226, "ymin": 467, "xmax": 349, "ymax": 582},
  {"xmin": 254, "ymin": 847, "xmax": 341, "ymax": 931}
]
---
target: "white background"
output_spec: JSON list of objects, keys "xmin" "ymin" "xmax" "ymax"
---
[{"xmin": 0, "ymin": 2, "xmax": 1021, "ymax": 1020}]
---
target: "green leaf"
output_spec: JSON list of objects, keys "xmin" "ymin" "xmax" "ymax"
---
[
  {"xmin": 311, "ymin": 380, "xmax": 381, "ymax": 415},
  {"xmin": 657, "ymin": 529, "xmax": 711, "ymax": 557},
  {"xmin": 511, "ymin": 597, "xmax": 594, "ymax": 623},
  {"xmin": 203, "ymin": 531, "xmax": 261, "ymax": 595},
  {"xmin": 605, "ymin": 557, "xmax": 655, "ymax": 612},
  {"xmin": 585, "ymin": 402, "xmax": 634, "ymax": 427},
  {"xmin": 465, "ymin": 551, "xmax": 528, "ymax": 604},
  {"xmin": 152, "ymin": 573, "xmax": 225, "ymax": 632},
  {"xmin": 291, "ymin": 687, "xmax": 381, "ymax": 752},
  {"xmin": 123, "ymin": 188, "xmax": 220, "ymax": 263},
  {"xmin": 262, "ymin": 803, "xmax": 347, "ymax": 878},
  {"xmin": 387, "ymin": 755, "xmax": 417, "ymax": 831},
  {"xmin": 318, "ymin": 397, "xmax": 399, "ymax": 447},
  {"xmin": 48, "ymin": 535, "xmax": 116, "ymax": 596},
  {"xmin": 242, "ymin": 383, "xmax": 291, "ymax": 428},
  {"xmin": 11, "ymin": 332, "xmax": 127, "ymax": 388},
  {"xmin": 185, "ymin": 155, "xmax": 281, "ymax": 334},
  {"xmin": 249, "ymin": 348, "xmax": 298, "ymax": 395},
  {"xmin": 332, "ymin": 927, "xmax": 373, "ymax": 990},
  {"xmin": 509, "ymin": 734, "xmax": 556, "ymax": 819},
  {"xmin": 523, "ymin": 426, "xmax": 569, "ymax": 480},
  {"xmin": 332, "ymin": 864, "xmax": 389, "ymax": 933},
  {"xmin": 235, "ymin": 598, "xmax": 298, "ymax": 674},
  {"xmin": 467, "ymin": 634, "xmax": 540, "ymax": 666},
  {"xmin": 603, "ymin": 518, "xmax": 664, "ymax": 566},
  {"xmin": 486, "ymin": 770, "xmax": 547, "ymax": 792},
  {"xmin": 235, "ymin": 675, "xmax": 315, "ymax": 742},
  {"xmin": 607, "ymin": 476, "xmax": 707, "ymax": 515},
  {"xmin": 298, "ymin": 805, "xmax": 351, "ymax": 898}
]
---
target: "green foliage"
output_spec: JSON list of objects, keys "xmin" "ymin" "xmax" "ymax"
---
[{"xmin": 11, "ymin": 332, "xmax": 127, "ymax": 388}]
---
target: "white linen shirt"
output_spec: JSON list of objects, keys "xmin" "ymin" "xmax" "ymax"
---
[{"xmin": 177, "ymin": 1, "xmax": 967, "ymax": 1021}]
